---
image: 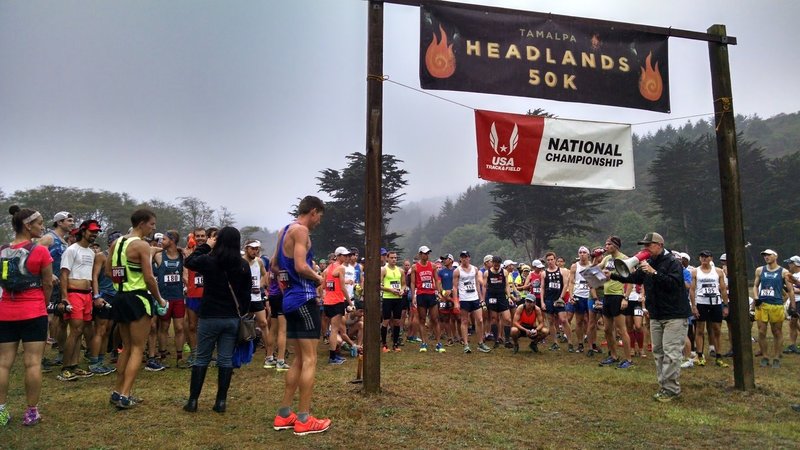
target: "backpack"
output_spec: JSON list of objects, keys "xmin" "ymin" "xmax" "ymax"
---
[{"xmin": 0, "ymin": 242, "xmax": 42, "ymax": 292}]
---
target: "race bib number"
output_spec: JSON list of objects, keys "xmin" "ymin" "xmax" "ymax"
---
[
  {"xmin": 548, "ymin": 282, "xmax": 561, "ymax": 290},
  {"xmin": 634, "ymin": 308, "xmax": 644, "ymax": 317},
  {"xmin": 463, "ymin": 281, "xmax": 476, "ymax": 293},
  {"xmin": 326, "ymin": 281, "xmax": 335, "ymax": 291},
  {"xmin": 277, "ymin": 270, "xmax": 289, "ymax": 290},
  {"xmin": 439, "ymin": 302, "xmax": 448, "ymax": 309},
  {"xmin": 760, "ymin": 288, "xmax": 775, "ymax": 298},
  {"xmin": 194, "ymin": 275, "xmax": 204, "ymax": 287},
  {"xmin": 164, "ymin": 274, "xmax": 181, "ymax": 284},
  {"xmin": 111, "ymin": 266, "xmax": 127, "ymax": 284},
  {"xmin": 422, "ymin": 282, "xmax": 433, "ymax": 290},
  {"xmin": 488, "ymin": 297, "xmax": 497, "ymax": 304},
  {"xmin": 390, "ymin": 281, "xmax": 400, "ymax": 289}
]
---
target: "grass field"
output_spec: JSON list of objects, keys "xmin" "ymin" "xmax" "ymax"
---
[{"xmin": 2, "ymin": 327, "xmax": 800, "ymax": 449}]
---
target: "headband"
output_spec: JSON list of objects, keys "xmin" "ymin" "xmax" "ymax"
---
[{"xmin": 22, "ymin": 211, "xmax": 42, "ymax": 224}]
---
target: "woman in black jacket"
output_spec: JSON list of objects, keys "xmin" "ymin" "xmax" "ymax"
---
[{"xmin": 183, "ymin": 226, "xmax": 250, "ymax": 413}]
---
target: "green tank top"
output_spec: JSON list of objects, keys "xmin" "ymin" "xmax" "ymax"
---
[
  {"xmin": 112, "ymin": 237, "xmax": 147, "ymax": 292},
  {"xmin": 600, "ymin": 253, "xmax": 627, "ymax": 296},
  {"xmin": 383, "ymin": 265, "xmax": 403, "ymax": 299}
]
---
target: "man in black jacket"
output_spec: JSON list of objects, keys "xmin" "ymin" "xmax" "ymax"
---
[{"xmin": 607, "ymin": 232, "xmax": 691, "ymax": 402}]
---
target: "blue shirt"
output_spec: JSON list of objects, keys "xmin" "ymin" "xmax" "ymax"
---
[
  {"xmin": 276, "ymin": 224, "xmax": 316, "ymax": 313},
  {"xmin": 439, "ymin": 266, "xmax": 454, "ymax": 291}
]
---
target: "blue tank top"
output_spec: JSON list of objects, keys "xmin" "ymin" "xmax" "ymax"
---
[
  {"xmin": 355, "ymin": 263, "xmax": 362, "ymax": 284},
  {"xmin": 439, "ymin": 267, "xmax": 454, "ymax": 291},
  {"xmin": 277, "ymin": 223, "xmax": 316, "ymax": 313},
  {"xmin": 46, "ymin": 230, "xmax": 67, "ymax": 273},
  {"xmin": 98, "ymin": 251, "xmax": 116, "ymax": 297},
  {"xmin": 758, "ymin": 265, "xmax": 785, "ymax": 305},
  {"xmin": 156, "ymin": 251, "xmax": 184, "ymax": 300}
]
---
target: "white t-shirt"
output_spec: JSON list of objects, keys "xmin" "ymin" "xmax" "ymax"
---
[
  {"xmin": 344, "ymin": 263, "xmax": 356, "ymax": 298},
  {"xmin": 61, "ymin": 243, "xmax": 95, "ymax": 281}
]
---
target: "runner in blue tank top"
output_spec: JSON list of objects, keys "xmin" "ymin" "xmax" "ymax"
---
[{"xmin": 271, "ymin": 195, "xmax": 331, "ymax": 436}]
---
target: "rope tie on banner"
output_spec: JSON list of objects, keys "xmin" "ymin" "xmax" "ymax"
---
[
  {"xmin": 380, "ymin": 74, "xmax": 726, "ymax": 128},
  {"xmin": 713, "ymin": 97, "xmax": 732, "ymax": 131}
]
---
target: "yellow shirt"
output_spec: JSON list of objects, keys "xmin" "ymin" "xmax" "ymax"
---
[{"xmin": 600, "ymin": 253, "xmax": 627, "ymax": 296}]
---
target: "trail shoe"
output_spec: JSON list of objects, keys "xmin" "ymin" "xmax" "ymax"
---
[
  {"xmin": 293, "ymin": 415, "xmax": 331, "ymax": 436},
  {"xmin": 477, "ymin": 342, "xmax": 491, "ymax": 353}
]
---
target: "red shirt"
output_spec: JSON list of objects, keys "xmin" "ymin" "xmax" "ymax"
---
[
  {"xmin": 186, "ymin": 268, "xmax": 204, "ymax": 298},
  {"xmin": 414, "ymin": 261, "xmax": 437, "ymax": 295},
  {"xmin": 0, "ymin": 241, "xmax": 53, "ymax": 321},
  {"xmin": 323, "ymin": 262, "xmax": 345, "ymax": 305},
  {"xmin": 520, "ymin": 306, "xmax": 537, "ymax": 328}
]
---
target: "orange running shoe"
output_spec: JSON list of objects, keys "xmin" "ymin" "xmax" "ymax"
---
[
  {"xmin": 273, "ymin": 412, "xmax": 297, "ymax": 431},
  {"xmin": 293, "ymin": 415, "xmax": 331, "ymax": 436}
]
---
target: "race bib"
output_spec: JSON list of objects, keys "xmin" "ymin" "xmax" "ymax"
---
[
  {"xmin": 634, "ymin": 308, "xmax": 644, "ymax": 317},
  {"xmin": 488, "ymin": 297, "xmax": 497, "ymax": 304},
  {"xmin": 193, "ymin": 275, "xmax": 204, "ymax": 287},
  {"xmin": 464, "ymin": 281, "xmax": 475, "ymax": 293},
  {"xmin": 326, "ymin": 281, "xmax": 335, "ymax": 291},
  {"xmin": 422, "ymin": 282, "xmax": 433, "ymax": 290},
  {"xmin": 164, "ymin": 274, "xmax": 181, "ymax": 283},
  {"xmin": 760, "ymin": 288, "xmax": 775, "ymax": 298},
  {"xmin": 111, "ymin": 266, "xmax": 127, "ymax": 284},
  {"xmin": 390, "ymin": 281, "xmax": 400, "ymax": 289},
  {"xmin": 439, "ymin": 302, "xmax": 448, "ymax": 309},
  {"xmin": 277, "ymin": 270, "xmax": 289, "ymax": 290},
  {"xmin": 548, "ymin": 282, "xmax": 561, "ymax": 289}
]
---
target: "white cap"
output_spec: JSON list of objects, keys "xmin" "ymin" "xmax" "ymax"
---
[
  {"xmin": 503, "ymin": 259, "xmax": 516, "ymax": 267},
  {"xmin": 245, "ymin": 240, "xmax": 262, "ymax": 248},
  {"xmin": 719, "ymin": 253, "xmax": 727, "ymax": 262},
  {"xmin": 532, "ymin": 259, "xmax": 545, "ymax": 269},
  {"xmin": 761, "ymin": 249, "xmax": 778, "ymax": 256},
  {"xmin": 418, "ymin": 245, "xmax": 431, "ymax": 254},
  {"xmin": 483, "ymin": 255, "xmax": 493, "ymax": 263},
  {"xmin": 680, "ymin": 252, "xmax": 690, "ymax": 262},
  {"xmin": 53, "ymin": 211, "xmax": 72, "ymax": 223},
  {"xmin": 335, "ymin": 246, "xmax": 351, "ymax": 256},
  {"xmin": 154, "ymin": 232, "xmax": 164, "ymax": 240}
]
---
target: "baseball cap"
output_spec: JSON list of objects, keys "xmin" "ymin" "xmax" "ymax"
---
[
  {"xmin": 154, "ymin": 232, "xmax": 164, "ymax": 240},
  {"xmin": 503, "ymin": 259, "xmax": 516, "ymax": 267},
  {"xmin": 719, "ymin": 253, "xmax": 727, "ymax": 262},
  {"xmin": 380, "ymin": 247, "xmax": 387, "ymax": 256},
  {"xmin": 459, "ymin": 250, "xmax": 470, "ymax": 258},
  {"xmin": 418, "ymin": 245, "xmax": 431, "ymax": 254},
  {"xmin": 52, "ymin": 211, "xmax": 72, "ymax": 224},
  {"xmin": 761, "ymin": 249, "xmax": 778, "ymax": 256},
  {"xmin": 483, "ymin": 255, "xmax": 493, "ymax": 263},
  {"xmin": 521, "ymin": 264, "xmax": 531, "ymax": 271},
  {"xmin": 335, "ymin": 246, "xmax": 352, "ymax": 256},
  {"xmin": 680, "ymin": 252, "xmax": 690, "ymax": 262},
  {"xmin": 440, "ymin": 253, "xmax": 453, "ymax": 261},
  {"xmin": 532, "ymin": 259, "xmax": 545, "ymax": 269},
  {"xmin": 79, "ymin": 220, "xmax": 102, "ymax": 232},
  {"xmin": 245, "ymin": 240, "xmax": 262, "ymax": 248},
  {"xmin": 784, "ymin": 255, "xmax": 800, "ymax": 265},
  {"xmin": 637, "ymin": 232, "xmax": 664, "ymax": 245},
  {"xmin": 698, "ymin": 250, "xmax": 712, "ymax": 257},
  {"xmin": 524, "ymin": 293, "xmax": 536, "ymax": 302}
]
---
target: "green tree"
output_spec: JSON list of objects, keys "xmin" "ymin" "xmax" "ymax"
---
[{"xmin": 308, "ymin": 152, "xmax": 408, "ymax": 256}]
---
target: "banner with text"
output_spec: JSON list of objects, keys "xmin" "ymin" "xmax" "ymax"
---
[
  {"xmin": 475, "ymin": 109, "xmax": 634, "ymax": 190},
  {"xmin": 422, "ymin": 3, "xmax": 670, "ymax": 112}
]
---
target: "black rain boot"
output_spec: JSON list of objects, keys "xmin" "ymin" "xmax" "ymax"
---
[
  {"xmin": 183, "ymin": 365, "xmax": 208, "ymax": 412},
  {"xmin": 212, "ymin": 367, "xmax": 233, "ymax": 413}
]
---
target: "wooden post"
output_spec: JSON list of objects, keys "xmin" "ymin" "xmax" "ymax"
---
[
  {"xmin": 707, "ymin": 24, "xmax": 754, "ymax": 390},
  {"xmin": 363, "ymin": 0, "xmax": 384, "ymax": 394}
]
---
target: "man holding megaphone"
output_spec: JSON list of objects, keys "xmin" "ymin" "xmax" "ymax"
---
[{"xmin": 607, "ymin": 232, "xmax": 691, "ymax": 403}]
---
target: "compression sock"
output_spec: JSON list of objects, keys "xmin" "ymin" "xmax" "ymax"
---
[
  {"xmin": 380, "ymin": 326, "xmax": 387, "ymax": 346},
  {"xmin": 392, "ymin": 326, "xmax": 400, "ymax": 346},
  {"xmin": 329, "ymin": 350, "xmax": 337, "ymax": 360}
]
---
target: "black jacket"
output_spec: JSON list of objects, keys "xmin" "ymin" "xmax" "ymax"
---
[
  {"xmin": 185, "ymin": 243, "xmax": 250, "ymax": 319},
  {"xmin": 610, "ymin": 249, "xmax": 691, "ymax": 320}
]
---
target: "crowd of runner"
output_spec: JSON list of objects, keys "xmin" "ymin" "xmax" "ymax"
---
[{"xmin": 1, "ymin": 205, "xmax": 799, "ymax": 429}]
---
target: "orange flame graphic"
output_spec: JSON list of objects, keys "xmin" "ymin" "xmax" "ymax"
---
[
  {"xmin": 425, "ymin": 24, "xmax": 456, "ymax": 79},
  {"xmin": 638, "ymin": 52, "xmax": 663, "ymax": 102}
]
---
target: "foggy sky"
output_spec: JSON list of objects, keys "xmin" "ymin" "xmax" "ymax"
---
[{"xmin": 1, "ymin": 0, "xmax": 798, "ymax": 231}]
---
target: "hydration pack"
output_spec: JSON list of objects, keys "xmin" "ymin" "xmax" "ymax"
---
[{"xmin": 0, "ymin": 242, "xmax": 42, "ymax": 292}]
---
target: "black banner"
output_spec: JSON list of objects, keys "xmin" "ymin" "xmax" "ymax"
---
[{"xmin": 420, "ymin": 3, "xmax": 670, "ymax": 113}]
